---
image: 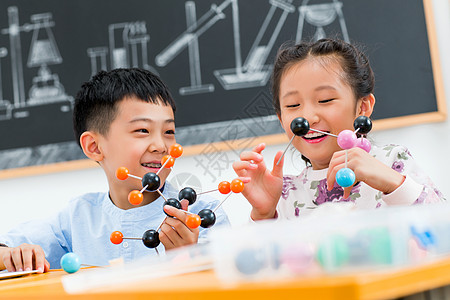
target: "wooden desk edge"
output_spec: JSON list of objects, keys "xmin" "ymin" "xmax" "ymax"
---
[{"xmin": 1, "ymin": 257, "xmax": 450, "ymax": 299}]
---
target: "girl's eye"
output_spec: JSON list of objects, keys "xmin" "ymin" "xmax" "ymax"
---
[
  {"xmin": 319, "ymin": 99, "xmax": 335, "ymax": 103},
  {"xmin": 165, "ymin": 129, "xmax": 175, "ymax": 135},
  {"xmin": 286, "ymin": 104, "xmax": 300, "ymax": 108}
]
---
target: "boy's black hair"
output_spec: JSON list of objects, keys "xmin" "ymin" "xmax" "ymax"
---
[{"xmin": 73, "ymin": 68, "xmax": 176, "ymax": 147}]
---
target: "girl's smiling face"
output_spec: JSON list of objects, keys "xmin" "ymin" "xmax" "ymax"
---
[{"xmin": 278, "ymin": 57, "xmax": 367, "ymax": 170}]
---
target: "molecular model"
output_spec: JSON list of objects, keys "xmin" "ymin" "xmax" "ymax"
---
[
  {"xmin": 278, "ymin": 116, "xmax": 372, "ymax": 187},
  {"xmin": 110, "ymin": 143, "xmax": 245, "ymax": 254}
]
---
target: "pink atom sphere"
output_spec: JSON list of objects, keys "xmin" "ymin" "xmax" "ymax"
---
[
  {"xmin": 355, "ymin": 137, "xmax": 371, "ymax": 153},
  {"xmin": 337, "ymin": 130, "xmax": 357, "ymax": 150}
]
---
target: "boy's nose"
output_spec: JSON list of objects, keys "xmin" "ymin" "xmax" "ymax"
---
[{"xmin": 148, "ymin": 136, "xmax": 166, "ymax": 153}]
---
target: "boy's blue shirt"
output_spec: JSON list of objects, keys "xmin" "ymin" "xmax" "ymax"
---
[{"xmin": 0, "ymin": 182, "xmax": 230, "ymax": 269}]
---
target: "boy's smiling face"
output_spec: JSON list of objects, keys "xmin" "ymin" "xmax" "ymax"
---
[{"xmin": 96, "ymin": 96, "xmax": 176, "ymax": 207}]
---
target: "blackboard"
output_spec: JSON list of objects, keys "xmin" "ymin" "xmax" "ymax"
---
[{"xmin": 0, "ymin": 0, "xmax": 445, "ymax": 178}]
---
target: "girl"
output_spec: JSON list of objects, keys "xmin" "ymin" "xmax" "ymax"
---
[{"xmin": 233, "ymin": 39, "xmax": 445, "ymax": 221}]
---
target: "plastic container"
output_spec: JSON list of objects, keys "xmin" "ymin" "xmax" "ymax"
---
[{"xmin": 211, "ymin": 203, "xmax": 450, "ymax": 282}]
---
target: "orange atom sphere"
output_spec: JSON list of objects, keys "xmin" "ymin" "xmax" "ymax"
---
[
  {"xmin": 186, "ymin": 214, "xmax": 201, "ymax": 229},
  {"xmin": 169, "ymin": 143, "xmax": 183, "ymax": 158},
  {"xmin": 161, "ymin": 155, "xmax": 175, "ymax": 168},
  {"xmin": 128, "ymin": 190, "xmax": 144, "ymax": 205},
  {"xmin": 116, "ymin": 167, "xmax": 129, "ymax": 180},
  {"xmin": 218, "ymin": 181, "xmax": 231, "ymax": 194},
  {"xmin": 110, "ymin": 231, "xmax": 123, "ymax": 245},
  {"xmin": 230, "ymin": 179, "xmax": 244, "ymax": 193}
]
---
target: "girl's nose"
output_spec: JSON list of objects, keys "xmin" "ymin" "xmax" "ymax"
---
[{"xmin": 302, "ymin": 109, "xmax": 320, "ymax": 126}]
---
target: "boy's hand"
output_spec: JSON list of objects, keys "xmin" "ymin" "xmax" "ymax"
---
[
  {"xmin": 159, "ymin": 200, "xmax": 199, "ymax": 250},
  {"xmin": 232, "ymin": 143, "xmax": 284, "ymax": 221},
  {"xmin": 327, "ymin": 147, "xmax": 405, "ymax": 199},
  {"xmin": 0, "ymin": 244, "xmax": 50, "ymax": 273}
]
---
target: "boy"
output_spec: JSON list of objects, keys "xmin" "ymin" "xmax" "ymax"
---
[{"xmin": 0, "ymin": 68, "xmax": 230, "ymax": 273}]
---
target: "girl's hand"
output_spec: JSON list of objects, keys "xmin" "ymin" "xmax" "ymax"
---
[
  {"xmin": 160, "ymin": 200, "xmax": 199, "ymax": 250},
  {"xmin": 0, "ymin": 243, "xmax": 50, "ymax": 273},
  {"xmin": 232, "ymin": 143, "xmax": 284, "ymax": 220},
  {"xmin": 327, "ymin": 147, "xmax": 405, "ymax": 199}
]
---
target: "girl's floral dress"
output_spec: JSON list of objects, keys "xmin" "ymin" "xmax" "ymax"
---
[{"xmin": 278, "ymin": 145, "xmax": 445, "ymax": 219}]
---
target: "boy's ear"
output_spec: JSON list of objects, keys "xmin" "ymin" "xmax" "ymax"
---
[
  {"xmin": 80, "ymin": 131, "xmax": 104, "ymax": 162},
  {"xmin": 358, "ymin": 93, "xmax": 376, "ymax": 117}
]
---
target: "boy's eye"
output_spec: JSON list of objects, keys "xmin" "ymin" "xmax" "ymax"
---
[
  {"xmin": 319, "ymin": 99, "xmax": 335, "ymax": 103},
  {"xmin": 165, "ymin": 129, "xmax": 175, "ymax": 135},
  {"xmin": 286, "ymin": 104, "xmax": 300, "ymax": 108},
  {"xmin": 135, "ymin": 129, "xmax": 149, "ymax": 133}
]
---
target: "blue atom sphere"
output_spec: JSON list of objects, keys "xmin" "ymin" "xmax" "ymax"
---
[
  {"xmin": 60, "ymin": 252, "xmax": 81, "ymax": 274},
  {"xmin": 336, "ymin": 168, "xmax": 355, "ymax": 188}
]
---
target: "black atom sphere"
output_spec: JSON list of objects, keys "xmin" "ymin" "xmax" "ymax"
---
[
  {"xmin": 353, "ymin": 116, "xmax": 372, "ymax": 134},
  {"xmin": 290, "ymin": 117, "xmax": 310, "ymax": 136},
  {"xmin": 163, "ymin": 198, "xmax": 182, "ymax": 216},
  {"xmin": 198, "ymin": 209, "xmax": 216, "ymax": 228},
  {"xmin": 142, "ymin": 172, "xmax": 161, "ymax": 191},
  {"xmin": 178, "ymin": 187, "xmax": 197, "ymax": 205},
  {"xmin": 142, "ymin": 229, "xmax": 160, "ymax": 248}
]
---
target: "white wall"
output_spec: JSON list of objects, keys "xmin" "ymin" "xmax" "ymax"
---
[{"xmin": 1, "ymin": 0, "xmax": 449, "ymax": 233}]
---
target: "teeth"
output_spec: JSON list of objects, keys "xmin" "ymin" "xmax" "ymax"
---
[
  {"xmin": 304, "ymin": 131, "xmax": 326, "ymax": 139},
  {"xmin": 142, "ymin": 163, "xmax": 162, "ymax": 168}
]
